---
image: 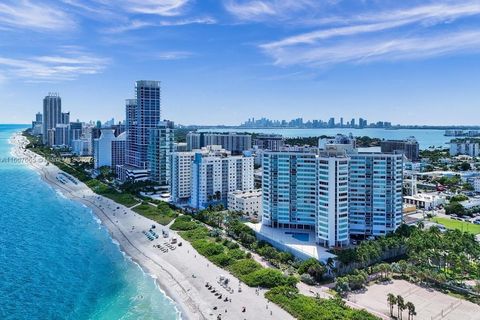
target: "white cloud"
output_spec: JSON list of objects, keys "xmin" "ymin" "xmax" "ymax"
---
[
  {"xmin": 224, "ymin": 0, "xmax": 316, "ymax": 21},
  {"xmin": 0, "ymin": 0, "xmax": 74, "ymax": 31},
  {"xmin": 260, "ymin": 1, "xmax": 480, "ymax": 67},
  {"xmin": 263, "ymin": 29, "xmax": 480, "ymax": 67},
  {"xmin": 121, "ymin": 0, "xmax": 190, "ymax": 16},
  {"xmin": 0, "ymin": 48, "xmax": 109, "ymax": 82},
  {"xmin": 153, "ymin": 51, "xmax": 193, "ymax": 60},
  {"xmin": 104, "ymin": 16, "xmax": 216, "ymax": 33},
  {"xmin": 264, "ymin": 2, "xmax": 480, "ymax": 49}
]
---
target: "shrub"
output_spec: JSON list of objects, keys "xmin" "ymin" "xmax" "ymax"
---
[
  {"xmin": 180, "ymin": 227, "xmax": 209, "ymax": 241},
  {"xmin": 192, "ymin": 239, "xmax": 224, "ymax": 256},
  {"xmin": 243, "ymin": 268, "xmax": 297, "ymax": 288},
  {"xmin": 300, "ymin": 273, "xmax": 316, "ymax": 285},
  {"xmin": 228, "ymin": 259, "xmax": 262, "ymax": 276},
  {"xmin": 171, "ymin": 216, "xmax": 199, "ymax": 231},
  {"xmin": 266, "ymin": 286, "xmax": 379, "ymax": 320},
  {"xmin": 211, "ymin": 253, "xmax": 233, "ymax": 267},
  {"xmin": 228, "ymin": 248, "xmax": 246, "ymax": 260}
]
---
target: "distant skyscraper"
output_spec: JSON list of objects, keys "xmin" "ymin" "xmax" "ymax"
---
[
  {"xmin": 53, "ymin": 124, "xmax": 70, "ymax": 147},
  {"xmin": 186, "ymin": 132, "xmax": 202, "ymax": 151},
  {"xmin": 125, "ymin": 81, "xmax": 161, "ymax": 170},
  {"xmin": 69, "ymin": 122, "xmax": 83, "ymax": 146},
  {"xmin": 42, "ymin": 93, "xmax": 62, "ymax": 145},
  {"xmin": 32, "ymin": 112, "xmax": 43, "ymax": 136},
  {"xmin": 380, "ymin": 138, "xmax": 420, "ymax": 162},
  {"xmin": 253, "ymin": 134, "xmax": 284, "ymax": 151},
  {"xmin": 328, "ymin": 117, "xmax": 335, "ymax": 128},
  {"xmin": 61, "ymin": 112, "xmax": 70, "ymax": 125},
  {"xmin": 186, "ymin": 132, "xmax": 252, "ymax": 154},
  {"xmin": 203, "ymin": 133, "xmax": 252, "ymax": 154}
]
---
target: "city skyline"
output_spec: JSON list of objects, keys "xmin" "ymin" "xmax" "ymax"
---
[{"xmin": 1, "ymin": 0, "xmax": 480, "ymax": 125}]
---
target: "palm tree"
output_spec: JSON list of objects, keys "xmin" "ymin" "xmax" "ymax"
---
[
  {"xmin": 326, "ymin": 257, "xmax": 335, "ymax": 276},
  {"xmin": 397, "ymin": 295, "xmax": 405, "ymax": 320},
  {"xmin": 387, "ymin": 293, "xmax": 397, "ymax": 317},
  {"xmin": 405, "ymin": 302, "xmax": 416, "ymax": 320}
]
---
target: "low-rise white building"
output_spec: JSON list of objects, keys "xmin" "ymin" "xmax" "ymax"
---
[
  {"xmin": 228, "ymin": 189, "xmax": 262, "ymax": 219},
  {"xmin": 403, "ymin": 193, "xmax": 446, "ymax": 210},
  {"xmin": 449, "ymin": 140, "xmax": 480, "ymax": 157},
  {"xmin": 460, "ymin": 198, "xmax": 480, "ymax": 209}
]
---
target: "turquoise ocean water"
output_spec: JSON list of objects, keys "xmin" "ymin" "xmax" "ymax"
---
[{"xmin": 0, "ymin": 124, "xmax": 179, "ymax": 320}]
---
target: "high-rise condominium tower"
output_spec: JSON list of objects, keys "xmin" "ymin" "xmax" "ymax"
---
[
  {"xmin": 42, "ymin": 93, "xmax": 62, "ymax": 145},
  {"xmin": 148, "ymin": 120, "xmax": 174, "ymax": 188},
  {"xmin": 125, "ymin": 81, "xmax": 161, "ymax": 170}
]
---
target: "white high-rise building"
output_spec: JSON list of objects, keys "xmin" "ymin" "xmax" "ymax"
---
[
  {"xmin": 262, "ymin": 150, "xmax": 350, "ymax": 247},
  {"xmin": 349, "ymin": 151, "xmax": 403, "ymax": 237},
  {"xmin": 262, "ymin": 140, "xmax": 404, "ymax": 248},
  {"xmin": 316, "ymin": 155, "xmax": 350, "ymax": 247},
  {"xmin": 148, "ymin": 121, "xmax": 175, "ymax": 189},
  {"xmin": 93, "ymin": 129, "xmax": 126, "ymax": 169},
  {"xmin": 171, "ymin": 151, "xmax": 195, "ymax": 204},
  {"xmin": 189, "ymin": 146, "xmax": 254, "ymax": 209}
]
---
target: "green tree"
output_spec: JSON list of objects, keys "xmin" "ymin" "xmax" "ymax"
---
[
  {"xmin": 405, "ymin": 302, "xmax": 416, "ymax": 320},
  {"xmin": 445, "ymin": 202, "xmax": 466, "ymax": 215},
  {"xmin": 298, "ymin": 258, "xmax": 327, "ymax": 282},
  {"xmin": 335, "ymin": 277, "xmax": 350, "ymax": 296},
  {"xmin": 397, "ymin": 295, "xmax": 405, "ymax": 320},
  {"xmin": 387, "ymin": 293, "xmax": 397, "ymax": 317}
]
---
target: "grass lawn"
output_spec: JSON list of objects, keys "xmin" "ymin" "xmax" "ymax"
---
[
  {"xmin": 133, "ymin": 203, "xmax": 177, "ymax": 225},
  {"xmin": 431, "ymin": 217, "xmax": 480, "ymax": 235}
]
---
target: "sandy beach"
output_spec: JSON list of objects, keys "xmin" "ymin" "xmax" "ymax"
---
[{"xmin": 10, "ymin": 132, "xmax": 293, "ymax": 320}]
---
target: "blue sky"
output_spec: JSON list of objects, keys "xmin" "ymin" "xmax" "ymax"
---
[{"xmin": 1, "ymin": 0, "xmax": 480, "ymax": 125}]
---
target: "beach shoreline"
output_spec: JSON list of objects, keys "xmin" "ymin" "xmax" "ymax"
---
[{"xmin": 10, "ymin": 132, "xmax": 293, "ymax": 320}]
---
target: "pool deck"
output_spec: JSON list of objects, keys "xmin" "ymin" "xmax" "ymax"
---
[{"xmin": 246, "ymin": 223, "xmax": 336, "ymax": 263}]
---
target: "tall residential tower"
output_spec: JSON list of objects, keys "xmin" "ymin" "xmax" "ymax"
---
[{"xmin": 42, "ymin": 93, "xmax": 62, "ymax": 145}]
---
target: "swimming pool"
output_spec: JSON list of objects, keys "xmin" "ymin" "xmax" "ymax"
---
[{"xmin": 285, "ymin": 232, "xmax": 309, "ymax": 242}]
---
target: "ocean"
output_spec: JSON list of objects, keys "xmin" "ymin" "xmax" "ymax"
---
[
  {"xmin": 199, "ymin": 127, "xmax": 452, "ymax": 149},
  {"xmin": 0, "ymin": 124, "xmax": 179, "ymax": 320}
]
